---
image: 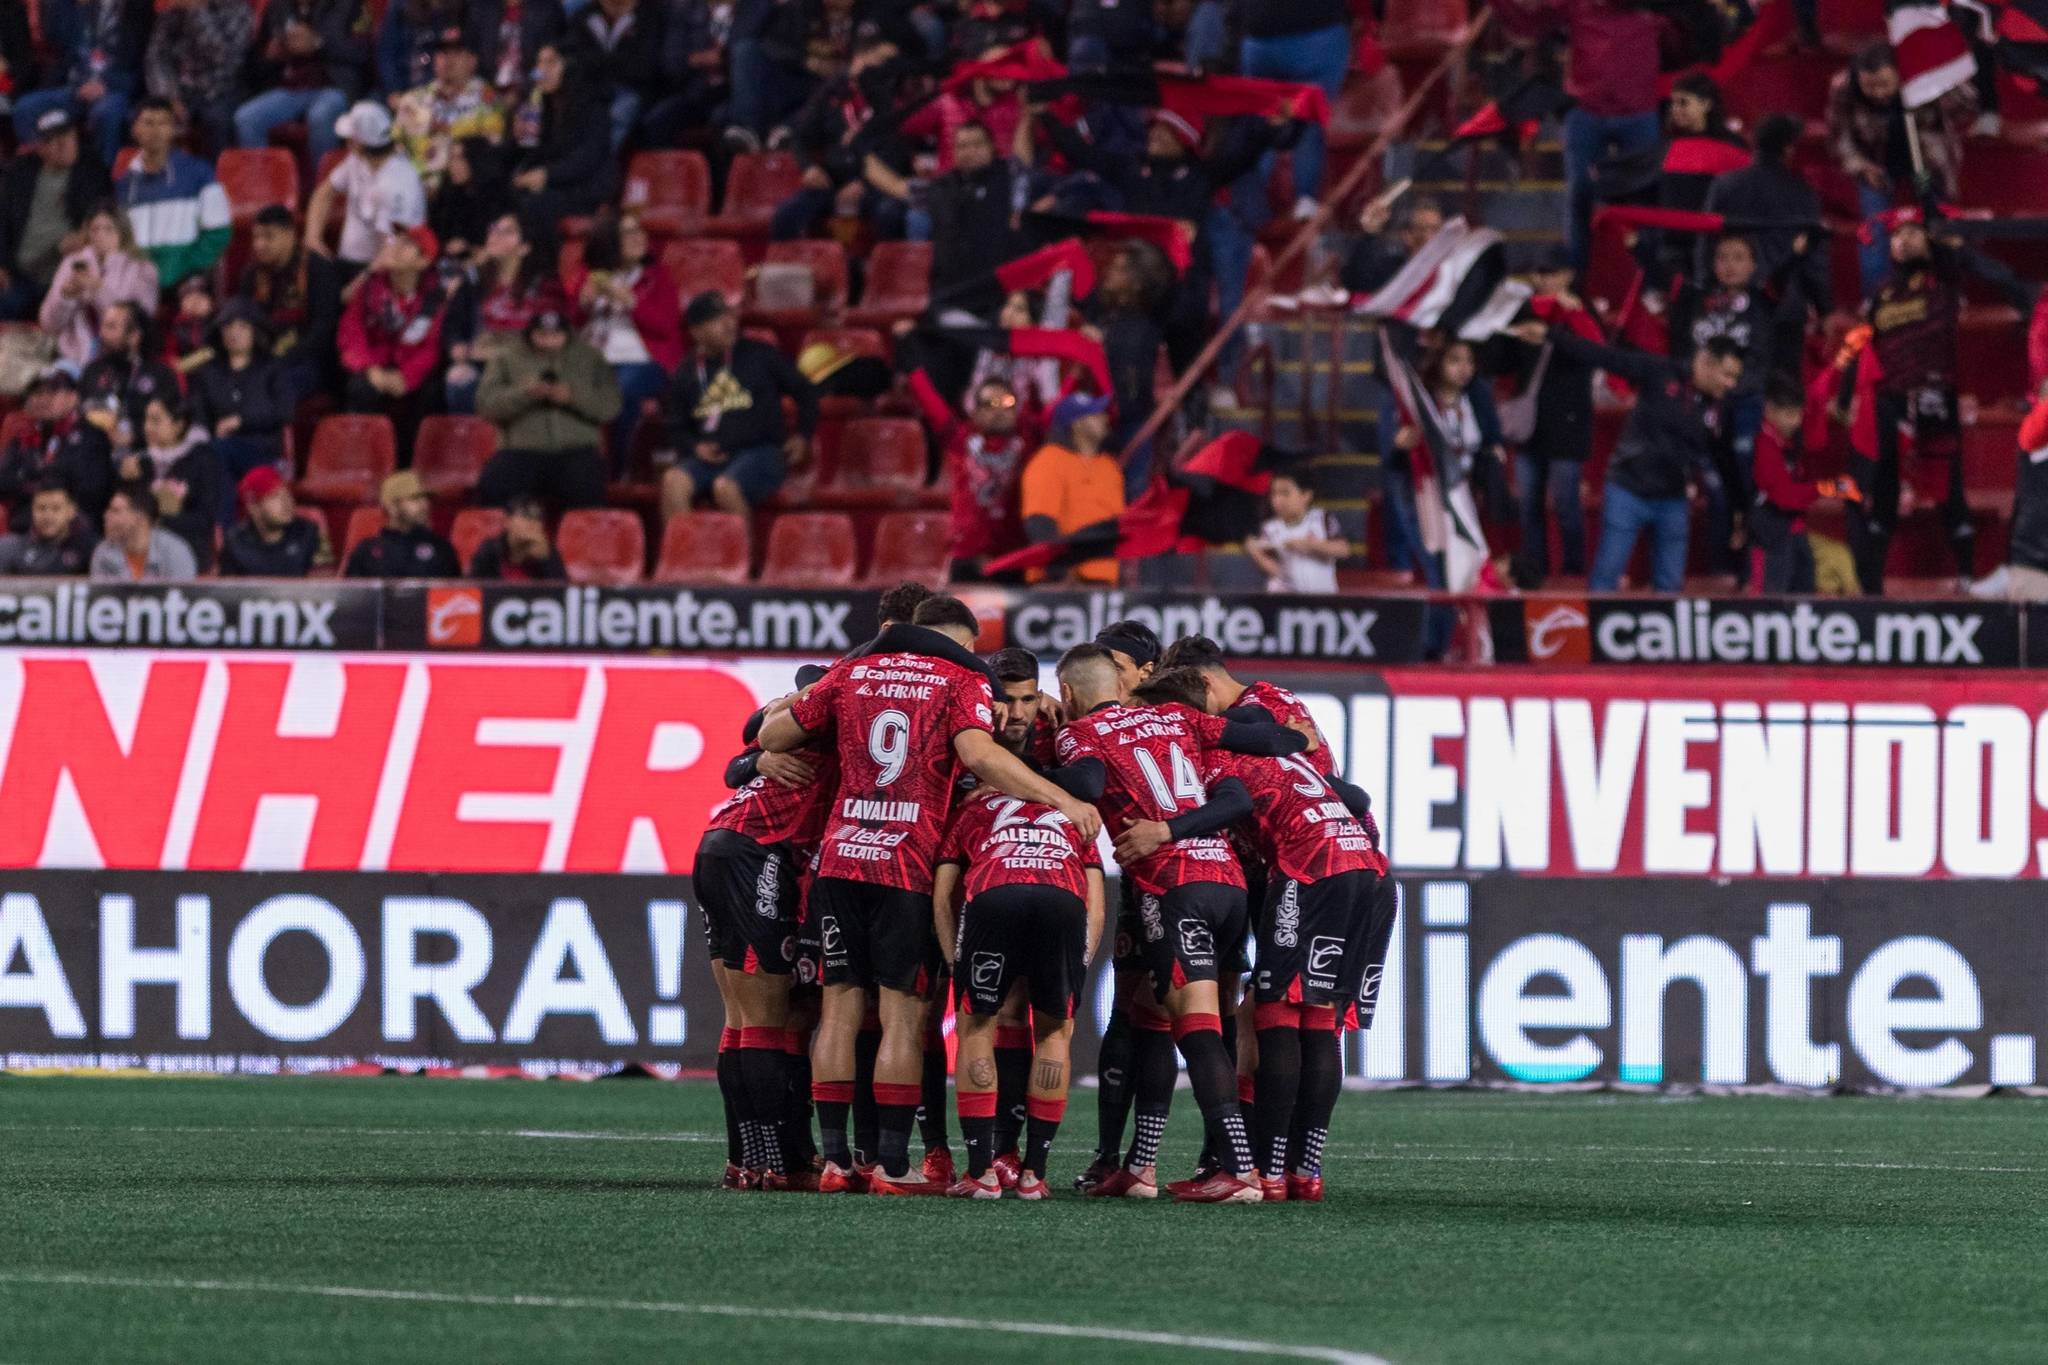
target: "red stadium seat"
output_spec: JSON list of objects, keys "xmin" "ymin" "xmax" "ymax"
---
[
  {"xmin": 1721, "ymin": 52, "xmax": 1833, "ymax": 131},
  {"xmin": 865, "ymin": 510, "xmax": 951, "ymax": 586},
  {"xmin": 664, "ymin": 238, "xmax": 747, "ymax": 308},
  {"xmin": 1381, "ymin": 0, "xmax": 1467, "ymax": 58},
  {"xmin": 759, "ymin": 511, "xmax": 857, "ymax": 586},
  {"xmin": 556, "ymin": 507, "xmax": 647, "ymax": 585},
  {"xmin": 449, "ymin": 506, "xmax": 506, "ymax": 571},
  {"xmin": 1962, "ymin": 144, "xmax": 2048, "ymax": 216},
  {"xmin": 818, "ymin": 417, "xmax": 928, "ymax": 507},
  {"xmin": 340, "ymin": 505, "xmax": 385, "ymax": 562},
  {"xmin": 846, "ymin": 240, "xmax": 933, "ymax": 328},
  {"xmin": 750, "ymin": 239, "xmax": 849, "ymax": 330},
  {"xmin": 412, "ymin": 415, "xmax": 498, "ymax": 499},
  {"xmin": 705, "ymin": 151, "xmax": 803, "ymax": 236},
  {"xmin": 298, "ymin": 415, "xmax": 396, "ymax": 505},
  {"xmin": 653, "ymin": 511, "xmax": 751, "ymax": 583},
  {"xmin": 216, "ymin": 148, "xmax": 301, "ymax": 224},
  {"xmin": 624, "ymin": 149, "xmax": 712, "ymax": 237}
]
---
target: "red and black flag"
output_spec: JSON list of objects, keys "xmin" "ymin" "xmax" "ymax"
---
[
  {"xmin": 907, "ymin": 323, "xmax": 1113, "ymax": 398},
  {"xmin": 1027, "ymin": 68, "xmax": 1331, "ymax": 130},
  {"xmin": 982, "ymin": 431, "xmax": 1278, "ymax": 576},
  {"xmin": 1024, "ymin": 210, "xmax": 1196, "ymax": 272},
  {"xmin": 1349, "ymin": 216, "xmax": 1530, "ymax": 342},
  {"xmin": 927, "ymin": 237, "xmax": 1101, "ymax": 315},
  {"xmin": 1446, "ymin": 49, "xmax": 1572, "ymax": 153},
  {"xmin": 940, "ymin": 38, "xmax": 1067, "ymax": 93},
  {"xmin": 1889, "ymin": 0, "xmax": 1979, "ymax": 106},
  {"xmin": 1956, "ymin": 0, "xmax": 2048, "ymax": 94}
]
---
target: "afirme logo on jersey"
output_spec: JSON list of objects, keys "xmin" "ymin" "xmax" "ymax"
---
[{"xmin": 1508, "ymin": 596, "xmax": 2018, "ymax": 668}]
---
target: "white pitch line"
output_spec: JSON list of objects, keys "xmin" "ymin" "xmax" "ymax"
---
[
  {"xmin": 0, "ymin": 1272, "xmax": 1391, "ymax": 1365},
  {"xmin": 1322, "ymin": 1150, "xmax": 2039, "ymax": 1175}
]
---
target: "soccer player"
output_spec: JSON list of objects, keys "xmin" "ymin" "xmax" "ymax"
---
[
  {"xmin": 758, "ymin": 595, "xmax": 1101, "ymax": 1194},
  {"xmin": 1057, "ymin": 644, "xmax": 1308, "ymax": 1201},
  {"xmin": 934, "ymin": 780, "xmax": 1105, "ymax": 1199},
  {"xmin": 699, "ymin": 663, "xmax": 835, "ymax": 1189},
  {"xmin": 1116, "ymin": 665, "xmax": 1381, "ymax": 1203}
]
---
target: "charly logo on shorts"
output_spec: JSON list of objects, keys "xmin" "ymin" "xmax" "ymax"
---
[
  {"xmin": 821, "ymin": 916, "xmax": 844, "ymax": 960},
  {"xmin": 1273, "ymin": 881, "xmax": 1302, "ymax": 948},
  {"xmin": 1139, "ymin": 894, "xmax": 1165, "ymax": 943},
  {"xmin": 1306, "ymin": 935, "xmax": 1343, "ymax": 985},
  {"xmin": 970, "ymin": 952, "xmax": 1005, "ymax": 991},
  {"xmin": 1358, "ymin": 963, "xmax": 1383, "ymax": 1007},
  {"xmin": 754, "ymin": 855, "xmax": 782, "ymax": 918},
  {"xmin": 1177, "ymin": 918, "xmax": 1215, "ymax": 962}
]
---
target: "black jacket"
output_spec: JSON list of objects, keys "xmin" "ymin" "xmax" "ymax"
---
[
  {"xmin": 515, "ymin": 80, "xmax": 618, "ymax": 213},
  {"xmin": 469, "ymin": 534, "xmax": 566, "ymax": 580},
  {"xmin": 668, "ymin": 337, "xmax": 818, "ymax": 454},
  {"xmin": 220, "ymin": 515, "xmax": 324, "ymax": 577},
  {"xmin": 1551, "ymin": 329, "xmax": 1734, "ymax": 502},
  {"xmin": 465, "ymin": 0, "xmax": 565, "ymax": 84},
  {"xmin": 0, "ymin": 151, "xmax": 111, "ymax": 287},
  {"xmin": 188, "ymin": 356, "xmax": 294, "ymax": 461},
  {"xmin": 564, "ymin": 0, "xmax": 664, "ymax": 96},
  {"xmin": 1041, "ymin": 116, "xmax": 1283, "ymax": 227},
  {"xmin": 345, "ymin": 524, "xmax": 461, "ymax": 578},
  {"xmin": 927, "ymin": 161, "xmax": 1029, "ymax": 316},
  {"xmin": 246, "ymin": 0, "xmax": 371, "ymax": 99},
  {"xmin": 80, "ymin": 351, "xmax": 181, "ymax": 439},
  {"xmin": 147, "ymin": 441, "xmax": 226, "ymax": 573},
  {"xmin": 237, "ymin": 248, "xmax": 343, "ymax": 375},
  {"xmin": 1699, "ymin": 156, "xmax": 1828, "ymax": 314},
  {"xmin": 0, "ymin": 416, "xmax": 113, "ymax": 531},
  {"xmin": 0, "ymin": 521, "xmax": 97, "ymax": 575}
]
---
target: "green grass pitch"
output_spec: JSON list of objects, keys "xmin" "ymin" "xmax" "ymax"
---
[{"xmin": 4, "ymin": 1075, "xmax": 2046, "ymax": 1364}]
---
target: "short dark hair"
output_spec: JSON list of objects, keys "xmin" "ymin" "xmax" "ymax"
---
[
  {"xmin": 1055, "ymin": 641, "xmax": 1118, "ymax": 677},
  {"xmin": 30, "ymin": 478, "xmax": 73, "ymax": 502},
  {"xmin": 1754, "ymin": 113, "xmax": 1802, "ymax": 163},
  {"xmin": 1711, "ymin": 231, "xmax": 1754, "ymax": 259},
  {"xmin": 877, "ymin": 581, "xmax": 934, "ymax": 626},
  {"xmin": 1157, "ymin": 634, "xmax": 1227, "ymax": 673},
  {"xmin": 1272, "ymin": 466, "xmax": 1317, "ymax": 497},
  {"xmin": 1132, "ymin": 666, "xmax": 1208, "ymax": 711},
  {"xmin": 110, "ymin": 480, "xmax": 156, "ymax": 521},
  {"xmin": 1764, "ymin": 374, "xmax": 1806, "ymax": 412},
  {"xmin": 134, "ymin": 96, "xmax": 177, "ymax": 121},
  {"xmin": 912, "ymin": 593, "xmax": 978, "ymax": 636},
  {"xmin": 1853, "ymin": 39, "xmax": 1897, "ymax": 75},
  {"xmin": 504, "ymin": 495, "xmax": 548, "ymax": 523},
  {"xmin": 1094, "ymin": 619, "xmax": 1161, "ymax": 667},
  {"xmin": 988, "ymin": 647, "xmax": 1040, "ymax": 684},
  {"xmin": 253, "ymin": 204, "xmax": 297, "ymax": 230},
  {"xmin": 1700, "ymin": 336, "xmax": 1744, "ymax": 364}
]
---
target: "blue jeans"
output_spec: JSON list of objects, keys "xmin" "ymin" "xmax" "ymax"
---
[
  {"xmin": 1591, "ymin": 481, "xmax": 1690, "ymax": 591},
  {"xmin": 1241, "ymin": 23, "xmax": 1350, "ymax": 202},
  {"xmin": 1562, "ymin": 107, "xmax": 1662, "ymax": 270},
  {"xmin": 1185, "ymin": 0, "xmax": 1230, "ymax": 69},
  {"xmin": 611, "ymin": 361, "xmax": 669, "ymax": 477},
  {"xmin": 1515, "ymin": 453, "xmax": 1586, "ymax": 578},
  {"xmin": 1206, "ymin": 204, "xmax": 1253, "ymax": 380},
  {"xmin": 234, "ymin": 87, "xmax": 350, "ymax": 167},
  {"xmin": 1856, "ymin": 182, "xmax": 1893, "ymax": 298},
  {"xmin": 608, "ymin": 89, "xmax": 642, "ymax": 153},
  {"xmin": 15, "ymin": 86, "xmax": 130, "ymax": 166}
]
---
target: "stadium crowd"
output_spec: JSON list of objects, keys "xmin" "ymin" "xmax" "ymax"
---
[{"xmin": 0, "ymin": 0, "xmax": 2044, "ymax": 606}]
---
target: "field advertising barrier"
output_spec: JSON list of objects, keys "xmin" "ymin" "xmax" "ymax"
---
[{"xmin": 2, "ymin": 631, "xmax": 2047, "ymax": 1091}]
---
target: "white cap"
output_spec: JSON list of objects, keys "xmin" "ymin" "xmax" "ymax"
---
[{"xmin": 335, "ymin": 100, "xmax": 394, "ymax": 149}]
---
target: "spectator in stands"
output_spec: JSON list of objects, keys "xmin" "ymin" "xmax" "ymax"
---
[
  {"xmin": 576, "ymin": 211, "xmax": 683, "ymax": 467},
  {"xmin": 1343, "ymin": 192, "xmax": 1444, "ymax": 544},
  {"xmin": 379, "ymin": 0, "xmax": 466, "ymax": 95},
  {"xmin": 427, "ymin": 136, "xmax": 511, "ymax": 260},
  {"xmin": 1387, "ymin": 339, "xmax": 1506, "ymax": 593},
  {"xmin": 1508, "ymin": 247, "xmax": 1595, "ymax": 581},
  {"xmin": 0, "ymin": 367, "xmax": 113, "ymax": 530},
  {"xmin": 143, "ymin": 0, "xmax": 252, "ymax": 156},
  {"xmin": 235, "ymin": 0, "xmax": 370, "ymax": 169},
  {"xmin": 900, "ymin": 50, "xmax": 1027, "ymax": 173},
  {"xmin": 166, "ymin": 273, "xmax": 219, "ymax": 372},
  {"xmin": 1500, "ymin": 0, "xmax": 1665, "ymax": 270},
  {"xmin": 462, "ymin": 211, "xmax": 560, "ymax": 360},
  {"xmin": 80, "ymin": 300, "xmax": 177, "ymax": 454},
  {"xmin": 910, "ymin": 368, "xmax": 1037, "ymax": 580},
  {"xmin": 662, "ymin": 291, "xmax": 817, "ymax": 523},
  {"xmin": 469, "ymin": 495, "xmax": 568, "ymax": 579},
  {"xmin": 476, "ymin": 307, "xmax": 620, "ymax": 510},
  {"xmin": 769, "ymin": 39, "xmax": 915, "ymax": 242},
  {"xmin": 0, "ymin": 110, "xmax": 110, "ymax": 321},
  {"xmin": 640, "ymin": 0, "xmax": 733, "ymax": 144},
  {"xmin": 1249, "ymin": 467, "xmax": 1344, "ymax": 594},
  {"xmin": 239, "ymin": 204, "xmax": 342, "ymax": 399},
  {"xmin": 1086, "ymin": 241, "xmax": 1170, "ymax": 463},
  {"xmin": 38, "ymin": 205, "xmax": 159, "ymax": 369},
  {"xmin": 308, "ymin": 100, "xmax": 429, "ymax": 282},
  {"xmin": 338, "ymin": 225, "xmax": 453, "ymax": 454},
  {"xmin": 219, "ymin": 465, "xmax": 326, "ymax": 576},
  {"xmin": 1514, "ymin": 317, "xmax": 1745, "ymax": 592},
  {"xmin": 913, "ymin": 123, "xmax": 1030, "ymax": 317},
  {"xmin": 1615, "ymin": 71, "xmax": 1745, "ymax": 291},
  {"xmin": 12, "ymin": 0, "xmax": 153, "ymax": 167},
  {"xmin": 1751, "ymin": 374, "xmax": 1854, "ymax": 594},
  {"xmin": 124, "ymin": 394, "xmax": 222, "ymax": 570},
  {"xmin": 395, "ymin": 28, "xmax": 506, "ymax": 195},
  {"xmin": 91, "ymin": 480, "xmax": 197, "ymax": 580},
  {"xmin": 1239, "ymin": 0, "xmax": 1350, "ymax": 219},
  {"xmin": 470, "ymin": 0, "xmax": 566, "ymax": 96},
  {"xmin": 1829, "ymin": 42, "xmax": 1975, "ymax": 294},
  {"xmin": 189, "ymin": 300, "xmax": 294, "ymax": 499},
  {"xmin": 117, "ymin": 96, "xmax": 231, "ymax": 288},
  {"xmin": 0, "ymin": 480, "xmax": 98, "ymax": 575},
  {"xmin": 1019, "ymin": 391, "xmax": 1122, "ymax": 585},
  {"xmin": 565, "ymin": 0, "xmax": 666, "ymax": 151},
  {"xmin": 1702, "ymin": 112, "xmax": 1827, "ymax": 359},
  {"xmin": 345, "ymin": 469, "xmax": 460, "ymax": 576},
  {"xmin": 509, "ymin": 44, "xmax": 619, "ymax": 227}
]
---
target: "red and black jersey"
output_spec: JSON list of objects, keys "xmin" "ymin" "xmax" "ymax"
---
[
  {"xmin": 707, "ymin": 744, "xmax": 837, "ymax": 851},
  {"xmin": 1205, "ymin": 746, "xmax": 1375, "ymax": 884},
  {"xmin": 939, "ymin": 785, "xmax": 1101, "ymax": 902},
  {"xmin": 1055, "ymin": 701, "xmax": 1243, "ymax": 895},
  {"xmin": 789, "ymin": 651, "xmax": 997, "ymax": 890},
  {"xmin": 1238, "ymin": 680, "xmax": 1334, "ymax": 777},
  {"xmin": 1868, "ymin": 262, "xmax": 1960, "ymax": 396}
]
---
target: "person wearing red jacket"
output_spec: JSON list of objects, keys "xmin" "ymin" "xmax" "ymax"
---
[
  {"xmin": 572, "ymin": 210, "xmax": 683, "ymax": 475},
  {"xmin": 339, "ymin": 224, "xmax": 453, "ymax": 456},
  {"xmin": 1750, "ymin": 375, "xmax": 1858, "ymax": 593},
  {"xmin": 909, "ymin": 365, "xmax": 1044, "ymax": 581}
]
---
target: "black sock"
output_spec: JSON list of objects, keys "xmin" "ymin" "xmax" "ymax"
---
[
  {"xmin": 1094, "ymin": 1008, "xmax": 1134, "ymax": 1161},
  {"xmin": 1254, "ymin": 1025, "xmax": 1302, "ymax": 1182},
  {"xmin": 1290, "ymin": 1027, "xmax": 1343, "ymax": 1176},
  {"xmin": 1177, "ymin": 1023, "xmax": 1252, "ymax": 1177},
  {"xmin": 786, "ymin": 1040, "xmax": 817, "ymax": 1164},
  {"xmin": 1025, "ymin": 1114, "xmax": 1060, "ymax": 1177},
  {"xmin": 993, "ymin": 1038, "xmax": 1031, "ymax": 1157},
  {"xmin": 737, "ymin": 1046, "xmax": 789, "ymax": 1175},
  {"xmin": 877, "ymin": 1103, "xmax": 917, "ymax": 1178},
  {"xmin": 961, "ymin": 1114, "xmax": 994, "ymax": 1179},
  {"xmin": 852, "ymin": 1027, "xmax": 881, "ymax": 1165},
  {"xmin": 917, "ymin": 1043, "xmax": 950, "ymax": 1151},
  {"xmin": 717, "ymin": 1044, "xmax": 743, "ymax": 1166},
  {"xmin": 1198, "ymin": 1011, "xmax": 1240, "ymax": 1170},
  {"xmin": 815, "ymin": 1096, "xmax": 852, "ymax": 1168},
  {"xmin": 1123, "ymin": 1026, "xmax": 1176, "ymax": 1171}
]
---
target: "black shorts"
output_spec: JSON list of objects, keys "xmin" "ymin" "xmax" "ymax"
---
[
  {"xmin": 1253, "ymin": 869, "xmax": 1373, "ymax": 1007},
  {"xmin": 1111, "ymin": 875, "xmax": 1144, "ymax": 974},
  {"xmin": 955, "ymin": 883, "xmax": 1088, "ymax": 1020},
  {"xmin": 1343, "ymin": 871, "xmax": 1396, "ymax": 1031},
  {"xmin": 809, "ymin": 874, "xmax": 940, "ymax": 996},
  {"xmin": 792, "ymin": 875, "xmax": 823, "ymax": 994},
  {"xmin": 693, "ymin": 829, "xmax": 802, "ymax": 975},
  {"xmin": 1132, "ymin": 881, "xmax": 1247, "ymax": 1004}
]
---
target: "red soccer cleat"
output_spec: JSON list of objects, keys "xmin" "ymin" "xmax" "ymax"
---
[
  {"xmin": 922, "ymin": 1147, "xmax": 957, "ymax": 1186},
  {"xmin": 1287, "ymin": 1173, "xmax": 1324, "ymax": 1203},
  {"xmin": 870, "ymin": 1170, "xmax": 949, "ymax": 1197},
  {"xmin": 1259, "ymin": 1176, "xmax": 1289, "ymax": 1203},
  {"xmin": 1073, "ymin": 1156, "xmax": 1117, "ymax": 1193},
  {"xmin": 1172, "ymin": 1172, "xmax": 1264, "ymax": 1204},
  {"xmin": 818, "ymin": 1161, "xmax": 861, "ymax": 1194},
  {"xmin": 946, "ymin": 1173, "xmax": 1002, "ymax": 1199},
  {"xmin": 755, "ymin": 1170, "xmax": 792, "ymax": 1192},
  {"xmin": 990, "ymin": 1151, "xmax": 1023, "ymax": 1190},
  {"xmin": 720, "ymin": 1163, "xmax": 747, "ymax": 1190},
  {"xmin": 1014, "ymin": 1172, "xmax": 1049, "ymax": 1201},
  {"xmin": 1084, "ymin": 1167, "xmax": 1159, "ymax": 1199},
  {"xmin": 1165, "ymin": 1161, "xmax": 1222, "ymax": 1199}
]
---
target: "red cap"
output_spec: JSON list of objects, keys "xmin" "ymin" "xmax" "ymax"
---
[
  {"xmin": 402, "ymin": 223, "xmax": 439, "ymax": 261},
  {"xmin": 238, "ymin": 465, "xmax": 284, "ymax": 503}
]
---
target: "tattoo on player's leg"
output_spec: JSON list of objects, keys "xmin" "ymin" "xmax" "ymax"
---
[
  {"xmin": 969, "ymin": 1057, "xmax": 997, "ymax": 1088},
  {"xmin": 1034, "ymin": 1059, "xmax": 1063, "ymax": 1091}
]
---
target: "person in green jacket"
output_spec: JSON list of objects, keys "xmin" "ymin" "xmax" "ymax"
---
[{"xmin": 476, "ymin": 307, "xmax": 622, "ymax": 510}]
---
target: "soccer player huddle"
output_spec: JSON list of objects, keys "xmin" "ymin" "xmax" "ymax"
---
[{"xmin": 694, "ymin": 583, "xmax": 1393, "ymax": 1203}]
